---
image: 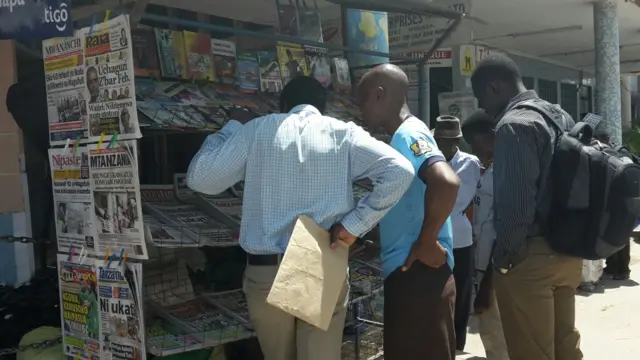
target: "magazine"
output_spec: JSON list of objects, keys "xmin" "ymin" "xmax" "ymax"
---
[
  {"xmin": 78, "ymin": 14, "xmax": 141, "ymax": 142},
  {"xmin": 236, "ymin": 52, "xmax": 260, "ymax": 94},
  {"xmin": 304, "ymin": 45, "xmax": 331, "ymax": 87},
  {"xmin": 183, "ymin": 31, "xmax": 214, "ymax": 80},
  {"xmin": 257, "ymin": 51, "xmax": 283, "ymax": 93},
  {"xmin": 49, "ymin": 147, "xmax": 93, "ymax": 253},
  {"xmin": 146, "ymin": 317, "xmax": 202, "ymax": 356},
  {"xmin": 276, "ymin": 41, "xmax": 309, "ymax": 86},
  {"xmin": 131, "ymin": 27, "xmax": 161, "ymax": 78},
  {"xmin": 153, "ymin": 297, "xmax": 252, "ymax": 347},
  {"xmin": 331, "ymin": 57, "xmax": 352, "ymax": 93},
  {"xmin": 89, "ymin": 141, "xmax": 148, "ymax": 259},
  {"xmin": 42, "ymin": 34, "xmax": 89, "ymax": 145},
  {"xmin": 57, "ymin": 254, "xmax": 101, "ymax": 359},
  {"xmin": 96, "ymin": 260, "xmax": 146, "ymax": 360},
  {"xmin": 211, "ymin": 39, "xmax": 237, "ymax": 85},
  {"xmin": 155, "ymin": 29, "xmax": 188, "ymax": 79}
]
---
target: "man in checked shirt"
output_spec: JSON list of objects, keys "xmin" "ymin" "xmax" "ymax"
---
[
  {"xmin": 471, "ymin": 54, "xmax": 582, "ymax": 360},
  {"xmin": 186, "ymin": 76, "xmax": 415, "ymax": 360}
]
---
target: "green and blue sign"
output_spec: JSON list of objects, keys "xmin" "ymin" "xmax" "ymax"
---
[{"xmin": 0, "ymin": 0, "xmax": 73, "ymax": 39}]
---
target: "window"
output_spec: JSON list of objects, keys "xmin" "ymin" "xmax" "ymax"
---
[
  {"xmin": 537, "ymin": 79, "xmax": 558, "ymax": 104},
  {"xmin": 522, "ymin": 76, "xmax": 535, "ymax": 90},
  {"xmin": 560, "ymin": 83, "xmax": 578, "ymax": 121},
  {"xmin": 579, "ymin": 85, "xmax": 593, "ymax": 119}
]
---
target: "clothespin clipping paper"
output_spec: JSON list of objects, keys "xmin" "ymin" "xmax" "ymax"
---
[
  {"xmin": 97, "ymin": 132, "xmax": 105, "ymax": 150},
  {"xmin": 104, "ymin": 247, "xmax": 111, "ymax": 264},
  {"xmin": 72, "ymin": 136, "xmax": 80, "ymax": 155},
  {"xmin": 64, "ymin": 138, "xmax": 70, "ymax": 151},
  {"xmin": 88, "ymin": 14, "xmax": 96, "ymax": 35},
  {"xmin": 109, "ymin": 131, "xmax": 118, "ymax": 149},
  {"xmin": 102, "ymin": 10, "xmax": 111, "ymax": 33},
  {"xmin": 68, "ymin": 246, "xmax": 75, "ymax": 262},
  {"xmin": 118, "ymin": 248, "xmax": 125, "ymax": 265}
]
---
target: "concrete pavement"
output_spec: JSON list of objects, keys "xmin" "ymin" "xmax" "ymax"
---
[{"xmin": 458, "ymin": 241, "xmax": 640, "ymax": 359}]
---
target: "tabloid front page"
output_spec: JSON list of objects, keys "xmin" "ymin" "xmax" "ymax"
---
[
  {"xmin": 50, "ymin": 147, "xmax": 93, "ymax": 252},
  {"xmin": 89, "ymin": 140, "xmax": 148, "ymax": 259}
]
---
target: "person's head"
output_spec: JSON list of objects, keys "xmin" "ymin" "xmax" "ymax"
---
[
  {"xmin": 124, "ymin": 87, "xmax": 130, "ymax": 97},
  {"xmin": 286, "ymin": 49, "xmax": 293, "ymax": 60},
  {"xmin": 86, "ymin": 67, "xmax": 99, "ymax": 99},
  {"xmin": 121, "ymin": 108, "xmax": 131, "ymax": 128},
  {"xmin": 279, "ymin": 76, "xmax": 327, "ymax": 113},
  {"xmin": 471, "ymin": 54, "xmax": 525, "ymax": 117},
  {"xmin": 461, "ymin": 110, "xmax": 496, "ymax": 162},
  {"xmin": 103, "ymin": 89, "xmax": 109, "ymax": 98},
  {"xmin": 357, "ymin": 64, "xmax": 409, "ymax": 131},
  {"xmin": 433, "ymin": 115, "xmax": 463, "ymax": 160}
]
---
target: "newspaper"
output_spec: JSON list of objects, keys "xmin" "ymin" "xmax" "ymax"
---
[
  {"xmin": 146, "ymin": 317, "xmax": 202, "ymax": 356},
  {"xmin": 96, "ymin": 260, "xmax": 146, "ymax": 360},
  {"xmin": 205, "ymin": 290, "xmax": 252, "ymax": 326},
  {"xmin": 49, "ymin": 147, "xmax": 93, "ymax": 253},
  {"xmin": 89, "ymin": 140, "xmax": 148, "ymax": 259},
  {"xmin": 152, "ymin": 297, "xmax": 252, "ymax": 347},
  {"xmin": 78, "ymin": 14, "xmax": 141, "ymax": 142},
  {"xmin": 42, "ymin": 34, "xmax": 89, "ymax": 145},
  {"xmin": 349, "ymin": 260, "xmax": 384, "ymax": 302},
  {"xmin": 57, "ymin": 254, "xmax": 101, "ymax": 359}
]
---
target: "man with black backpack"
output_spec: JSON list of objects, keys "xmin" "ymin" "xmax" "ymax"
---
[{"xmin": 471, "ymin": 54, "xmax": 583, "ymax": 360}]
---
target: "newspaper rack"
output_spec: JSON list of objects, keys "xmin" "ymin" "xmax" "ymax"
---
[{"xmin": 41, "ymin": 0, "xmax": 459, "ymax": 358}]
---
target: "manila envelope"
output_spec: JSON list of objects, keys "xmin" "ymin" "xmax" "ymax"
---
[{"xmin": 266, "ymin": 215, "xmax": 349, "ymax": 330}]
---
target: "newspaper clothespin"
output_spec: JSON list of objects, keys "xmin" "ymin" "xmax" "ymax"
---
[
  {"xmin": 88, "ymin": 14, "xmax": 97, "ymax": 35},
  {"xmin": 97, "ymin": 132, "xmax": 105, "ymax": 150},
  {"xmin": 102, "ymin": 10, "xmax": 111, "ymax": 33},
  {"xmin": 78, "ymin": 247, "xmax": 86, "ymax": 264},
  {"xmin": 109, "ymin": 131, "xmax": 119, "ymax": 149},
  {"xmin": 74, "ymin": 353, "xmax": 81, "ymax": 360},
  {"xmin": 68, "ymin": 246, "xmax": 75, "ymax": 262},
  {"xmin": 107, "ymin": 254, "xmax": 117, "ymax": 269},
  {"xmin": 72, "ymin": 136, "xmax": 80, "ymax": 155},
  {"xmin": 104, "ymin": 247, "xmax": 111, "ymax": 265},
  {"xmin": 118, "ymin": 248, "xmax": 125, "ymax": 266},
  {"xmin": 64, "ymin": 138, "xmax": 71, "ymax": 152}
]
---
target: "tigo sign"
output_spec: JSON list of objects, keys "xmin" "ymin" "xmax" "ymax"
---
[{"xmin": 0, "ymin": 0, "xmax": 73, "ymax": 39}]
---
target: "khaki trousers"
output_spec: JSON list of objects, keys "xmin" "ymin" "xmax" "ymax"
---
[
  {"xmin": 493, "ymin": 237, "xmax": 583, "ymax": 360},
  {"xmin": 242, "ymin": 264, "xmax": 349, "ymax": 360},
  {"xmin": 477, "ymin": 288, "xmax": 509, "ymax": 360}
]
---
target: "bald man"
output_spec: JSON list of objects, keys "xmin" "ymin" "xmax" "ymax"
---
[{"xmin": 358, "ymin": 64, "xmax": 460, "ymax": 360}]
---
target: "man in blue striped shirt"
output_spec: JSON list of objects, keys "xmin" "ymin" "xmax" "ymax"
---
[{"xmin": 186, "ymin": 76, "xmax": 415, "ymax": 360}]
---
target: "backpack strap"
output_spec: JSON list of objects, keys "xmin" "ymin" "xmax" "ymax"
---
[{"xmin": 514, "ymin": 99, "xmax": 592, "ymax": 144}]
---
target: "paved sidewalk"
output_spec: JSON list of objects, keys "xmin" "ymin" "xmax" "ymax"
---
[{"xmin": 457, "ymin": 241, "xmax": 640, "ymax": 359}]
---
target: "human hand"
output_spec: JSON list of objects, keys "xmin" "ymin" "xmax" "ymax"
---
[
  {"xmin": 402, "ymin": 240, "xmax": 447, "ymax": 271},
  {"xmin": 228, "ymin": 107, "xmax": 259, "ymax": 124},
  {"xmin": 329, "ymin": 223, "xmax": 357, "ymax": 249}
]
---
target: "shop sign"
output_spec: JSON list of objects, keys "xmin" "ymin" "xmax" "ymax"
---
[
  {"xmin": 0, "ymin": 0, "xmax": 73, "ymax": 40},
  {"xmin": 388, "ymin": 0, "xmax": 471, "ymax": 52},
  {"xmin": 400, "ymin": 48, "xmax": 453, "ymax": 67}
]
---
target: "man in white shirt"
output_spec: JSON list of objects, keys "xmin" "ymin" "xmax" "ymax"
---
[
  {"xmin": 186, "ymin": 76, "xmax": 415, "ymax": 360},
  {"xmin": 462, "ymin": 110, "xmax": 509, "ymax": 360},
  {"xmin": 434, "ymin": 115, "xmax": 482, "ymax": 351}
]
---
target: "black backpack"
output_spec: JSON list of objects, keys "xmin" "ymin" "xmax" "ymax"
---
[{"xmin": 516, "ymin": 99, "xmax": 640, "ymax": 260}]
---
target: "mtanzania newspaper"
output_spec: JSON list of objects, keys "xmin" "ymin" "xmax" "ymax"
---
[{"xmin": 89, "ymin": 140, "xmax": 148, "ymax": 259}]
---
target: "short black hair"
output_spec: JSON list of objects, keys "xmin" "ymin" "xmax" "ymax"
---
[
  {"xmin": 471, "ymin": 53, "xmax": 521, "ymax": 91},
  {"xmin": 461, "ymin": 110, "xmax": 495, "ymax": 144},
  {"xmin": 280, "ymin": 76, "xmax": 327, "ymax": 113}
]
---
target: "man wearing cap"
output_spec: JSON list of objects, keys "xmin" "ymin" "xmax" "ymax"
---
[{"xmin": 433, "ymin": 115, "xmax": 482, "ymax": 352}]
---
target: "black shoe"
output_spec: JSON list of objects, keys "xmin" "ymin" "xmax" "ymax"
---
[{"xmin": 613, "ymin": 273, "xmax": 630, "ymax": 281}]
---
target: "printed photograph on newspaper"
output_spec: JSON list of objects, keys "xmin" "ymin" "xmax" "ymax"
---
[
  {"xmin": 57, "ymin": 254, "xmax": 101, "ymax": 359},
  {"xmin": 49, "ymin": 146, "xmax": 94, "ymax": 253},
  {"xmin": 89, "ymin": 140, "xmax": 148, "ymax": 259},
  {"xmin": 96, "ymin": 260, "xmax": 146, "ymax": 360},
  {"xmin": 78, "ymin": 14, "xmax": 141, "ymax": 142},
  {"xmin": 42, "ymin": 34, "xmax": 89, "ymax": 145}
]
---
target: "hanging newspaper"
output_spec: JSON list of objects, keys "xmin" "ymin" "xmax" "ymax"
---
[
  {"xmin": 57, "ymin": 254, "xmax": 101, "ymax": 359},
  {"xmin": 96, "ymin": 260, "xmax": 146, "ymax": 360},
  {"xmin": 78, "ymin": 14, "xmax": 141, "ymax": 142},
  {"xmin": 89, "ymin": 140, "xmax": 148, "ymax": 259},
  {"xmin": 42, "ymin": 34, "xmax": 89, "ymax": 145},
  {"xmin": 49, "ymin": 147, "xmax": 93, "ymax": 253}
]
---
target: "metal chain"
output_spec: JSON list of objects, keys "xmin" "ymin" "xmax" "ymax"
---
[
  {"xmin": 0, "ymin": 236, "xmax": 53, "ymax": 244},
  {"xmin": 0, "ymin": 336, "xmax": 62, "ymax": 356}
]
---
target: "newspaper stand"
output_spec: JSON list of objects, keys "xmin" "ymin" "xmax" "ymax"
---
[{"xmin": 39, "ymin": 1, "xmax": 465, "ymax": 358}]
